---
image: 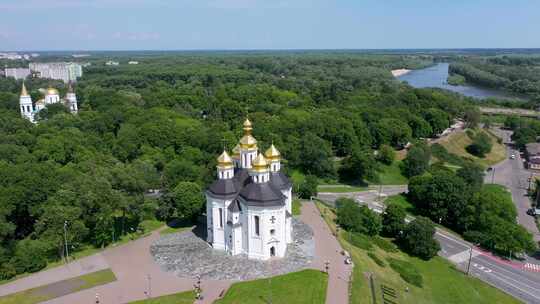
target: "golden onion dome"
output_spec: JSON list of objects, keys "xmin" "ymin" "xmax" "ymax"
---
[
  {"xmin": 252, "ymin": 153, "xmax": 269, "ymax": 173},
  {"xmin": 217, "ymin": 150, "xmax": 233, "ymax": 168},
  {"xmin": 264, "ymin": 144, "xmax": 281, "ymax": 161},
  {"xmin": 47, "ymin": 87, "xmax": 59, "ymax": 95},
  {"xmin": 232, "ymin": 144, "xmax": 241, "ymax": 158},
  {"xmin": 21, "ymin": 82, "xmax": 29, "ymax": 97},
  {"xmin": 243, "ymin": 118, "xmax": 253, "ymax": 134},
  {"xmin": 239, "ymin": 134, "xmax": 257, "ymax": 149}
]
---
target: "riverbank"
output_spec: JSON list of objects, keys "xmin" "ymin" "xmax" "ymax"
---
[{"xmin": 391, "ymin": 69, "xmax": 411, "ymax": 77}]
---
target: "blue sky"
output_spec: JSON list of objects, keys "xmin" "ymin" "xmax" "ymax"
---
[{"xmin": 1, "ymin": 0, "xmax": 539, "ymax": 51}]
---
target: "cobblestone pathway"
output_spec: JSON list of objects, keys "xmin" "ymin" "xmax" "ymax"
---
[{"xmin": 151, "ymin": 219, "xmax": 315, "ymax": 281}]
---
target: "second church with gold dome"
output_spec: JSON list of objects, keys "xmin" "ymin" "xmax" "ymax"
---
[{"xmin": 206, "ymin": 118, "xmax": 293, "ymax": 260}]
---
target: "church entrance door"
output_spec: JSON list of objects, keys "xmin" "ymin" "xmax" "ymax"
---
[{"xmin": 270, "ymin": 246, "xmax": 276, "ymax": 257}]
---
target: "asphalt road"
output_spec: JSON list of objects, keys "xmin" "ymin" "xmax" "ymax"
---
[
  {"xmin": 317, "ymin": 182, "xmax": 540, "ymax": 304},
  {"xmin": 486, "ymin": 128, "xmax": 540, "ymax": 242}
]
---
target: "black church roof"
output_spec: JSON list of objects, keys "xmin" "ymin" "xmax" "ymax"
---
[
  {"xmin": 207, "ymin": 168, "xmax": 287, "ymax": 207},
  {"xmin": 270, "ymin": 172, "xmax": 292, "ymax": 190}
]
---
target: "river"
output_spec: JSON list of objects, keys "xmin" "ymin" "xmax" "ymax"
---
[{"xmin": 397, "ymin": 63, "xmax": 522, "ymax": 100}]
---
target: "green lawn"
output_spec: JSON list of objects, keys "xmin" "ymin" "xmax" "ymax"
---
[
  {"xmin": 0, "ymin": 269, "xmax": 117, "ymax": 304},
  {"xmin": 315, "ymin": 202, "xmax": 520, "ymax": 304},
  {"xmin": 372, "ymin": 161, "xmax": 408, "ymax": 185},
  {"xmin": 436, "ymin": 129, "xmax": 506, "ymax": 167},
  {"xmin": 292, "ymin": 199, "xmax": 302, "ymax": 216},
  {"xmin": 128, "ymin": 290, "xmax": 195, "ymax": 304},
  {"xmin": 385, "ymin": 194, "xmax": 415, "ymax": 213},
  {"xmin": 214, "ymin": 269, "xmax": 328, "ymax": 304},
  {"xmin": 317, "ymin": 185, "xmax": 368, "ymax": 193}
]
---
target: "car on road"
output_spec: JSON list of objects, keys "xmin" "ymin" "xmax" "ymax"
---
[{"xmin": 526, "ymin": 208, "xmax": 540, "ymax": 217}]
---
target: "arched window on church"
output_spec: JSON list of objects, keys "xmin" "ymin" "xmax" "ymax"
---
[{"xmin": 254, "ymin": 215, "xmax": 260, "ymax": 236}]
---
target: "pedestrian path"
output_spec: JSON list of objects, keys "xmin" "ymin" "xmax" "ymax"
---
[
  {"xmin": 299, "ymin": 201, "xmax": 352, "ymax": 304},
  {"xmin": 0, "ymin": 253, "xmax": 109, "ymax": 297}
]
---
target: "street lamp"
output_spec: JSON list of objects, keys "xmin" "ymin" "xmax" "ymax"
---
[{"xmin": 63, "ymin": 221, "xmax": 69, "ymax": 263}]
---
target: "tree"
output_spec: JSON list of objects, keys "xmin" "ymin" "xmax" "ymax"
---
[
  {"xmin": 163, "ymin": 182, "xmax": 205, "ymax": 220},
  {"xmin": 402, "ymin": 144, "xmax": 431, "ymax": 178},
  {"xmin": 377, "ymin": 145, "xmax": 395, "ymax": 165},
  {"xmin": 11, "ymin": 239, "xmax": 48, "ymax": 274},
  {"xmin": 464, "ymin": 108, "xmax": 481, "ymax": 129},
  {"xmin": 298, "ymin": 175, "xmax": 318, "ymax": 199},
  {"xmin": 408, "ymin": 170, "xmax": 469, "ymax": 229},
  {"xmin": 423, "ymin": 108, "xmax": 450, "ymax": 136},
  {"xmin": 336, "ymin": 198, "xmax": 381, "ymax": 236},
  {"xmin": 400, "ymin": 217, "xmax": 440, "ymax": 260},
  {"xmin": 456, "ymin": 162, "xmax": 485, "ymax": 193},
  {"xmin": 466, "ymin": 132, "xmax": 492, "ymax": 157},
  {"xmin": 382, "ymin": 204, "xmax": 406, "ymax": 237},
  {"xmin": 338, "ymin": 149, "xmax": 376, "ymax": 183},
  {"xmin": 298, "ymin": 133, "xmax": 336, "ymax": 178}
]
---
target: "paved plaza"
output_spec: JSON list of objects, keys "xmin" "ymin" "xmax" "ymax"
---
[{"xmin": 151, "ymin": 218, "xmax": 315, "ymax": 281}]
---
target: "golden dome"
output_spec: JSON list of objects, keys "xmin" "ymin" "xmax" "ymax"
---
[
  {"xmin": 232, "ymin": 144, "xmax": 241, "ymax": 158},
  {"xmin": 243, "ymin": 118, "xmax": 252, "ymax": 134},
  {"xmin": 252, "ymin": 153, "xmax": 269, "ymax": 173},
  {"xmin": 217, "ymin": 150, "xmax": 233, "ymax": 169},
  {"xmin": 265, "ymin": 144, "xmax": 281, "ymax": 161},
  {"xmin": 47, "ymin": 87, "xmax": 59, "ymax": 95},
  {"xmin": 239, "ymin": 134, "xmax": 257, "ymax": 149}
]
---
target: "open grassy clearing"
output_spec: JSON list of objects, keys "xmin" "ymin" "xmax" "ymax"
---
[
  {"xmin": 371, "ymin": 161, "xmax": 408, "ymax": 185},
  {"xmin": 0, "ymin": 269, "xmax": 116, "ymax": 304},
  {"xmin": 214, "ymin": 269, "xmax": 327, "ymax": 304},
  {"xmin": 128, "ymin": 290, "xmax": 195, "ymax": 304},
  {"xmin": 436, "ymin": 128, "xmax": 506, "ymax": 167},
  {"xmin": 315, "ymin": 202, "xmax": 520, "ymax": 304}
]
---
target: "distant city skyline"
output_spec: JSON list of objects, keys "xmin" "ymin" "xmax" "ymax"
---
[{"xmin": 1, "ymin": 0, "xmax": 539, "ymax": 51}]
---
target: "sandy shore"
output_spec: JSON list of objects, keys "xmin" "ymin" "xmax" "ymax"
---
[{"xmin": 391, "ymin": 68, "xmax": 411, "ymax": 77}]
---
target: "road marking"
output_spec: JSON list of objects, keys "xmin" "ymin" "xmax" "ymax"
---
[
  {"xmin": 471, "ymin": 266, "xmax": 540, "ymax": 302},
  {"xmin": 474, "ymin": 256, "xmax": 540, "ymax": 294},
  {"xmin": 524, "ymin": 263, "xmax": 540, "ymax": 272}
]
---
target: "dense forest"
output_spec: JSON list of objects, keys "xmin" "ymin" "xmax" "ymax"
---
[
  {"xmin": 448, "ymin": 55, "xmax": 540, "ymax": 106},
  {"xmin": 0, "ymin": 52, "xmax": 473, "ymax": 279}
]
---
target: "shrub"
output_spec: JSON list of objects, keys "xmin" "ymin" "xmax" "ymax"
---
[
  {"xmin": 347, "ymin": 232, "xmax": 373, "ymax": 250},
  {"xmin": 0, "ymin": 263, "xmax": 16, "ymax": 281},
  {"xmin": 377, "ymin": 145, "xmax": 395, "ymax": 165},
  {"xmin": 388, "ymin": 258, "xmax": 423, "ymax": 287},
  {"xmin": 372, "ymin": 236, "xmax": 398, "ymax": 253},
  {"xmin": 12, "ymin": 239, "xmax": 47, "ymax": 274},
  {"xmin": 298, "ymin": 175, "xmax": 318, "ymax": 199},
  {"xmin": 367, "ymin": 252, "xmax": 385, "ymax": 267},
  {"xmin": 336, "ymin": 198, "xmax": 382, "ymax": 236},
  {"xmin": 466, "ymin": 132, "xmax": 492, "ymax": 158}
]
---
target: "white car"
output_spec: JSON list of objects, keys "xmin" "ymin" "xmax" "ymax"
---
[{"xmin": 510, "ymin": 154, "xmax": 516, "ymax": 159}]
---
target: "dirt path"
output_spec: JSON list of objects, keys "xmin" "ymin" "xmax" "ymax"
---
[{"xmin": 300, "ymin": 201, "xmax": 352, "ymax": 304}]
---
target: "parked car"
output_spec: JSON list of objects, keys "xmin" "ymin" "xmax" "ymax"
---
[{"xmin": 526, "ymin": 208, "xmax": 540, "ymax": 216}]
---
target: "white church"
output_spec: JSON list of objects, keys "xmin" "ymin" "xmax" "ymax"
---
[
  {"xmin": 206, "ymin": 118, "xmax": 293, "ymax": 260},
  {"xmin": 19, "ymin": 82, "xmax": 78, "ymax": 123}
]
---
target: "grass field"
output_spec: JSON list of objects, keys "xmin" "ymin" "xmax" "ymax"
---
[
  {"xmin": 317, "ymin": 185, "xmax": 368, "ymax": 193},
  {"xmin": 128, "ymin": 290, "xmax": 195, "ymax": 303},
  {"xmin": 292, "ymin": 199, "xmax": 302, "ymax": 216},
  {"xmin": 372, "ymin": 161, "xmax": 408, "ymax": 185},
  {"xmin": 436, "ymin": 129, "xmax": 506, "ymax": 167},
  {"xmin": 214, "ymin": 269, "xmax": 328, "ymax": 304},
  {"xmin": 315, "ymin": 202, "xmax": 520, "ymax": 304},
  {"xmin": 0, "ymin": 269, "xmax": 117, "ymax": 304}
]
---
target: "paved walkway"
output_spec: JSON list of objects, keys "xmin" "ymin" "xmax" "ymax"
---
[
  {"xmin": 3, "ymin": 203, "xmax": 347, "ymax": 304},
  {"xmin": 0, "ymin": 254, "xmax": 109, "ymax": 297},
  {"xmin": 300, "ymin": 201, "xmax": 352, "ymax": 304}
]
